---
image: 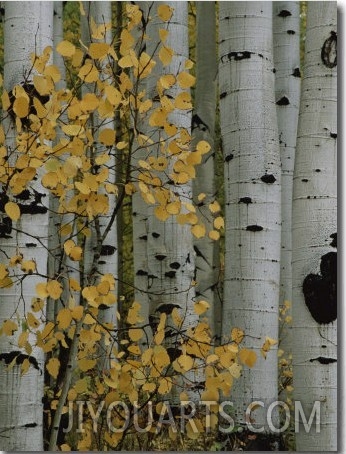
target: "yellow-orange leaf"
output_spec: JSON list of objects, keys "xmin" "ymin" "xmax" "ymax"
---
[
  {"xmin": 56, "ymin": 40, "xmax": 76, "ymax": 57},
  {"xmin": 175, "ymin": 92, "xmax": 192, "ymax": 110},
  {"xmin": 47, "ymin": 357, "xmax": 60, "ymax": 379},
  {"xmin": 129, "ymin": 328, "xmax": 143, "ymax": 342},
  {"xmin": 2, "ymin": 319, "xmax": 18, "ymax": 336},
  {"xmin": 239, "ymin": 348, "xmax": 257, "ymax": 368},
  {"xmin": 159, "ymin": 46, "xmax": 174, "ymax": 66},
  {"xmin": 194, "ymin": 300, "xmax": 210, "ymax": 315},
  {"xmin": 71, "ymin": 305, "xmax": 84, "ymax": 321},
  {"xmin": 13, "ymin": 97, "xmax": 29, "ymax": 118},
  {"xmin": 177, "ymin": 72, "xmax": 195, "ymax": 89},
  {"xmin": 47, "ymin": 280, "xmax": 63, "ymax": 299},
  {"xmin": 57, "ymin": 308, "xmax": 72, "ymax": 329},
  {"xmin": 78, "ymin": 358, "xmax": 96, "ymax": 372},
  {"xmin": 231, "ymin": 327, "xmax": 245, "ymax": 344},
  {"xmin": 27, "ymin": 312, "xmax": 40, "ymax": 329},
  {"xmin": 196, "ymin": 140, "xmax": 211, "ymax": 154},
  {"xmin": 89, "ymin": 42, "xmax": 110, "ymax": 59},
  {"xmin": 158, "ymin": 4, "xmax": 174, "ymax": 21},
  {"xmin": 214, "ymin": 216, "xmax": 224, "ymax": 230},
  {"xmin": 99, "ymin": 128, "xmax": 116, "ymax": 146},
  {"xmin": 5, "ymin": 202, "xmax": 20, "ymax": 221},
  {"xmin": 208, "ymin": 230, "xmax": 220, "ymax": 241},
  {"xmin": 191, "ymin": 223, "xmax": 206, "ymax": 239},
  {"xmin": 209, "ymin": 200, "xmax": 221, "ymax": 213}
]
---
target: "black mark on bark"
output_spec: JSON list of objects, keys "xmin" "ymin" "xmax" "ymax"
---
[
  {"xmin": 321, "ymin": 31, "xmax": 337, "ymax": 68},
  {"xmin": 303, "ymin": 251, "xmax": 337, "ymax": 324}
]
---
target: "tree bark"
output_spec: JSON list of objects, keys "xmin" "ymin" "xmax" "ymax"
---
[
  {"xmin": 292, "ymin": 2, "xmax": 337, "ymax": 450},
  {"xmin": 219, "ymin": 2, "xmax": 281, "ymax": 430},
  {"xmin": 0, "ymin": 2, "xmax": 53, "ymax": 450}
]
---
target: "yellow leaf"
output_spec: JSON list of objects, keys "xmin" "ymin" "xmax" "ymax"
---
[
  {"xmin": 13, "ymin": 97, "xmax": 29, "ymax": 118},
  {"xmin": 177, "ymin": 72, "xmax": 195, "ymax": 89},
  {"xmin": 21, "ymin": 358, "xmax": 30, "ymax": 376},
  {"xmin": 154, "ymin": 205, "xmax": 170, "ymax": 221},
  {"xmin": 214, "ymin": 216, "xmax": 224, "ymax": 230},
  {"xmin": 56, "ymin": 40, "xmax": 76, "ymax": 57},
  {"xmin": 154, "ymin": 329, "xmax": 165, "ymax": 346},
  {"xmin": 159, "ymin": 28, "xmax": 169, "ymax": 42},
  {"xmin": 80, "ymin": 92, "xmax": 99, "ymax": 112},
  {"xmin": 44, "ymin": 64, "xmax": 61, "ymax": 83},
  {"xmin": 33, "ymin": 75, "xmax": 51, "ymax": 96},
  {"xmin": 89, "ymin": 42, "xmax": 110, "ymax": 59},
  {"xmin": 2, "ymin": 319, "xmax": 18, "ymax": 336},
  {"xmin": 196, "ymin": 140, "xmax": 211, "ymax": 154},
  {"xmin": 176, "ymin": 354, "xmax": 194, "ymax": 372},
  {"xmin": 46, "ymin": 357, "xmax": 60, "ymax": 379},
  {"xmin": 47, "ymin": 280, "xmax": 63, "ymax": 299},
  {"xmin": 127, "ymin": 302, "xmax": 143, "ymax": 325},
  {"xmin": 78, "ymin": 358, "xmax": 96, "ymax": 372},
  {"xmin": 70, "ymin": 246, "xmax": 83, "ymax": 261},
  {"xmin": 229, "ymin": 362, "xmax": 242, "ymax": 378},
  {"xmin": 78, "ymin": 63, "xmax": 99, "ymax": 83},
  {"xmin": 184, "ymin": 59, "xmax": 194, "ymax": 70},
  {"xmin": 75, "ymin": 181, "xmax": 90, "ymax": 195},
  {"xmin": 194, "ymin": 300, "xmax": 210, "ymax": 315},
  {"xmin": 175, "ymin": 92, "xmax": 192, "ymax": 110},
  {"xmin": 158, "ymin": 4, "xmax": 174, "ymax": 21},
  {"xmin": 118, "ymin": 50, "xmax": 138, "ymax": 69},
  {"xmin": 231, "ymin": 327, "xmax": 245, "ymax": 344},
  {"xmin": 129, "ymin": 328, "xmax": 143, "ymax": 342},
  {"xmin": 71, "ymin": 305, "xmax": 84, "ymax": 321},
  {"xmin": 209, "ymin": 230, "xmax": 220, "ymax": 241},
  {"xmin": 209, "ymin": 200, "xmax": 221, "ymax": 213},
  {"xmin": 62, "ymin": 124, "xmax": 83, "ymax": 136},
  {"xmin": 171, "ymin": 307, "xmax": 182, "ymax": 328},
  {"xmin": 159, "ymin": 74, "xmax": 176, "ymax": 89},
  {"xmin": 18, "ymin": 331, "xmax": 29, "ymax": 348},
  {"xmin": 239, "ymin": 348, "xmax": 257, "ymax": 368},
  {"xmin": 104, "ymin": 85, "xmax": 122, "ymax": 107},
  {"xmin": 191, "ymin": 223, "xmax": 206, "ymax": 239},
  {"xmin": 0, "ymin": 264, "xmax": 9, "ymax": 280},
  {"xmin": 166, "ymin": 200, "xmax": 181, "ymax": 215},
  {"xmin": 57, "ymin": 308, "xmax": 72, "ymax": 330},
  {"xmin": 36, "ymin": 282, "xmax": 49, "ymax": 298},
  {"xmin": 5, "ymin": 202, "xmax": 20, "ymax": 221},
  {"xmin": 27, "ymin": 312, "xmax": 40, "ymax": 329},
  {"xmin": 159, "ymin": 46, "xmax": 174, "ymax": 66},
  {"xmin": 99, "ymin": 128, "xmax": 115, "ymax": 146},
  {"xmin": 21, "ymin": 260, "xmax": 36, "ymax": 274}
]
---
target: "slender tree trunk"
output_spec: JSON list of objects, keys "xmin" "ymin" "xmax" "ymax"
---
[
  {"xmin": 219, "ymin": 2, "xmax": 281, "ymax": 430},
  {"xmin": 292, "ymin": 2, "xmax": 337, "ymax": 450},
  {"xmin": 0, "ymin": 2, "xmax": 53, "ymax": 450},
  {"xmin": 273, "ymin": 1, "xmax": 300, "ymax": 405},
  {"xmin": 192, "ymin": 1, "xmax": 221, "ymax": 339},
  {"xmin": 80, "ymin": 1, "xmax": 117, "ymax": 370}
]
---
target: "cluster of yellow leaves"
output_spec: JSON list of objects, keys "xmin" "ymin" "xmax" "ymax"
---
[{"xmin": 0, "ymin": 5, "xmax": 232, "ymax": 450}]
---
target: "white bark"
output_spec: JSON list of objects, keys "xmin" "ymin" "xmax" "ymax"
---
[
  {"xmin": 219, "ymin": 2, "xmax": 281, "ymax": 430},
  {"xmin": 81, "ymin": 1, "xmax": 117, "ymax": 369},
  {"xmin": 144, "ymin": 0, "xmax": 196, "ymax": 328},
  {"xmin": 292, "ymin": 2, "xmax": 337, "ymax": 450},
  {"xmin": 273, "ymin": 2, "xmax": 300, "ymax": 405},
  {"xmin": 192, "ymin": 1, "xmax": 221, "ymax": 339},
  {"xmin": 0, "ymin": 2, "xmax": 53, "ymax": 450},
  {"xmin": 273, "ymin": 1, "xmax": 300, "ymax": 310}
]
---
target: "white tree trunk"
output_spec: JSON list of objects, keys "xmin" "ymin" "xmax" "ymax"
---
[
  {"xmin": 292, "ymin": 2, "xmax": 337, "ymax": 450},
  {"xmin": 273, "ymin": 2, "xmax": 300, "ymax": 405},
  {"xmin": 81, "ymin": 1, "xmax": 117, "ymax": 370},
  {"xmin": 219, "ymin": 2, "xmax": 281, "ymax": 430},
  {"xmin": 192, "ymin": 1, "xmax": 221, "ymax": 339},
  {"xmin": 0, "ymin": 2, "xmax": 53, "ymax": 450}
]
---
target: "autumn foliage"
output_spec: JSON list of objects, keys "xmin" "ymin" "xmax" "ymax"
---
[{"xmin": 0, "ymin": 4, "xmax": 279, "ymax": 450}]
